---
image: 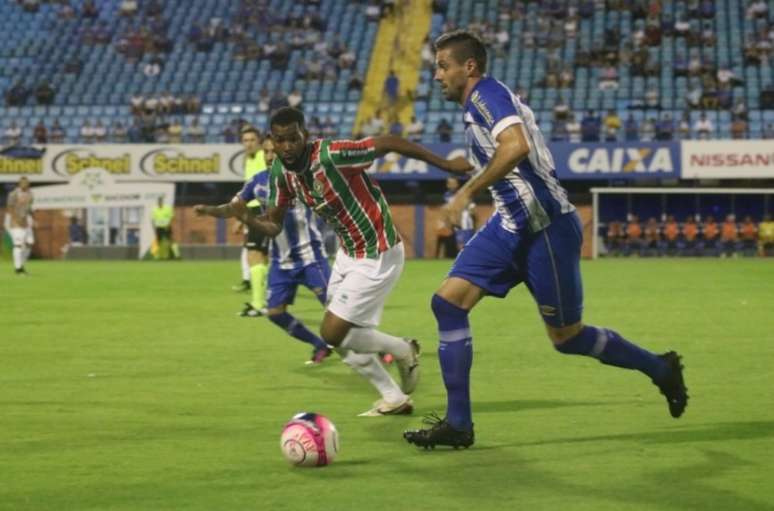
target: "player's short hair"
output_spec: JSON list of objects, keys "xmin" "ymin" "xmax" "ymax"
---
[
  {"xmin": 240, "ymin": 124, "xmax": 261, "ymax": 139},
  {"xmin": 433, "ymin": 29, "xmax": 487, "ymax": 73},
  {"xmin": 270, "ymin": 107, "xmax": 306, "ymax": 129}
]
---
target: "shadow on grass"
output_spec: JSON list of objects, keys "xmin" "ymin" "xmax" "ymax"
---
[
  {"xmin": 395, "ymin": 423, "xmax": 774, "ymax": 511},
  {"xmin": 473, "ymin": 398, "xmax": 633, "ymax": 414},
  {"xmin": 511, "ymin": 420, "xmax": 774, "ymax": 447}
]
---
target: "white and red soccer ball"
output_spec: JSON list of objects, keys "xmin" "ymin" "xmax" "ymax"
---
[{"xmin": 280, "ymin": 412, "xmax": 339, "ymax": 467}]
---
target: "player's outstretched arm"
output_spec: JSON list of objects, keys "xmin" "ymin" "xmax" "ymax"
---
[
  {"xmin": 193, "ymin": 197, "xmax": 245, "ymax": 220},
  {"xmin": 372, "ymin": 135, "xmax": 473, "ymax": 175},
  {"xmin": 241, "ymin": 205, "xmax": 287, "ymax": 237}
]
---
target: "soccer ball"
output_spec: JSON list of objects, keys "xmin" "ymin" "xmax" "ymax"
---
[{"xmin": 280, "ymin": 412, "xmax": 339, "ymax": 467}]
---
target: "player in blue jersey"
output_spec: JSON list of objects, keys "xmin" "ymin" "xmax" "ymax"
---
[{"xmin": 404, "ymin": 30, "xmax": 688, "ymax": 449}]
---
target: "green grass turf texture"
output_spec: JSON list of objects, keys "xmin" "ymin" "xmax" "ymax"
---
[{"xmin": 2, "ymin": 259, "xmax": 773, "ymax": 511}]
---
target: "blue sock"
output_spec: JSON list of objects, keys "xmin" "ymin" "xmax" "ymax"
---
[
  {"xmin": 556, "ymin": 325, "xmax": 667, "ymax": 381},
  {"xmin": 431, "ymin": 294, "xmax": 473, "ymax": 431},
  {"xmin": 269, "ymin": 312, "xmax": 328, "ymax": 350}
]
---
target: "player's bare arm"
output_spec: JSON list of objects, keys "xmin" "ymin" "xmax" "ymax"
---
[
  {"xmin": 241, "ymin": 205, "xmax": 287, "ymax": 237},
  {"xmin": 445, "ymin": 124, "xmax": 529, "ymax": 224},
  {"xmin": 372, "ymin": 135, "xmax": 473, "ymax": 175},
  {"xmin": 194, "ymin": 198, "xmax": 287, "ymax": 237}
]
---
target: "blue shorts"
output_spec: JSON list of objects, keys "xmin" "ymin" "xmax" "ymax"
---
[
  {"xmin": 449, "ymin": 212, "xmax": 584, "ymax": 328},
  {"xmin": 267, "ymin": 258, "xmax": 331, "ymax": 309}
]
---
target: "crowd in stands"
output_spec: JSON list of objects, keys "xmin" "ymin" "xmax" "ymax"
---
[
  {"xmin": 3, "ymin": 0, "xmax": 774, "ymax": 145},
  {"xmin": 603, "ymin": 213, "xmax": 774, "ymax": 257}
]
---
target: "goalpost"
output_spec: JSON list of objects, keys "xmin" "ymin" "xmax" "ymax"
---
[{"xmin": 590, "ymin": 187, "xmax": 774, "ymax": 259}]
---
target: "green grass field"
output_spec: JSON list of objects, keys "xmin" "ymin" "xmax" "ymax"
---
[{"xmin": 2, "ymin": 259, "xmax": 773, "ymax": 511}]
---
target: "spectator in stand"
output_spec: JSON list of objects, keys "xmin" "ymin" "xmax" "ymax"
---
[
  {"xmin": 739, "ymin": 216, "xmax": 758, "ymax": 255},
  {"xmin": 553, "ymin": 96, "xmax": 570, "ymax": 121},
  {"xmin": 645, "ymin": 86, "xmax": 660, "ymax": 109},
  {"xmin": 758, "ymin": 214, "xmax": 774, "ymax": 256},
  {"xmin": 287, "ymin": 89, "xmax": 303, "ymax": 110},
  {"xmin": 80, "ymin": 120, "xmax": 95, "ymax": 144},
  {"xmin": 581, "ymin": 110, "xmax": 601, "ymax": 142},
  {"xmin": 566, "ymin": 113, "xmax": 581, "ymax": 143},
  {"xmin": 761, "ymin": 83, "xmax": 774, "ymax": 109},
  {"xmin": 603, "ymin": 110, "xmax": 621, "ymax": 141},
  {"xmin": 223, "ymin": 124, "xmax": 237, "ymax": 143},
  {"xmin": 625, "ymin": 215, "xmax": 643, "ymax": 256},
  {"xmin": 168, "ymin": 119, "xmax": 183, "ymax": 143},
  {"xmin": 605, "ymin": 219, "xmax": 624, "ymax": 256},
  {"xmin": 701, "ymin": 215, "xmax": 720, "ymax": 256},
  {"xmin": 93, "ymin": 120, "xmax": 107, "ymax": 143},
  {"xmin": 384, "ymin": 69, "xmax": 400, "ymax": 110},
  {"xmin": 732, "ymin": 99, "xmax": 748, "ymax": 121},
  {"xmin": 643, "ymin": 217, "xmax": 662, "ymax": 256},
  {"xmin": 111, "ymin": 121, "xmax": 128, "ymax": 143},
  {"xmin": 662, "ymin": 215, "xmax": 680, "ymax": 256},
  {"xmin": 406, "ymin": 116, "xmax": 425, "ymax": 142},
  {"xmin": 437, "ymin": 117, "xmax": 453, "ymax": 142},
  {"xmin": 4, "ymin": 121, "xmax": 22, "ymax": 145},
  {"xmin": 186, "ymin": 117, "xmax": 205, "ymax": 143},
  {"xmin": 624, "ymin": 114, "xmax": 639, "ymax": 141},
  {"xmin": 656, "ymin": 113, "xmax": 674, "ymax": 140},
  {"xmin": 677, "ymin": 112, "xmax": 691, "ymax": 139},
  {"xmin": 348, "ymin": 72, "xmax": 364, "ymax": 91},
  {"xmin": 682, "ymin": 216, "xmax": 699, "ymax": 255},
  {"xmin": 49, "ymin": 120, "xmax": 65, "ymax": 143},
  {"xmin": 5, "ymin": 81, "xmax": 29, "ymax": 106},
  {"xmin": 120, "ymin": 0, "xmax": 139, "ymax": 17},
  {"xmin": 33, "ymin": 120, "xmax": 47, "ymax": 144},
  {"xmin": 731, "ymin": 117, "xmax": 748, "ymax": 139},
  {"xmin": 640, "ymin": 117, "xmax": 656, "ymax": 141},
  {"xmin": 720, "ymin": 214, "xmax": 739, "ymax": 257},
  {"xmin": 34, "ymin": 80, "xmax": 55, "ymax": 105},
  {"xmin": 693, "ymin": 113, "xmax": 714, "ymax": 139}
]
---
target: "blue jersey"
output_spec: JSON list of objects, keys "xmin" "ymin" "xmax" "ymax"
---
[
  {"xmin": 238, "ymin": 171, "xmax": 326, "ymax": 270},
  {"xmin": 463, "ymin": 76, "xmax": 574, "ymax": 233},
  {"xmin": 238, "ymin": 170, "xmax": 270, "ymax": 212}
]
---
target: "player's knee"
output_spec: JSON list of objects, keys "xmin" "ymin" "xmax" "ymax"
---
[{"xmin": 547, "ymin": 321, "xmax": 584, "ymax": 347}]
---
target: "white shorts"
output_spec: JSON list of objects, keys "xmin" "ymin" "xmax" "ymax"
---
[
  {"xmin": 326, "ymin": 242, "xmax": 405, "ymax": 328},
  {"xmin": 9, "ymin": 227, "xmax": 34, "ymax": 246}
]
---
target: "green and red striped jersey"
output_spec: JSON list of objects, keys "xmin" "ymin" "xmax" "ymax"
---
[{"xmin": 267, "ymin": 137, "xmax": 401, "ymax": 259}]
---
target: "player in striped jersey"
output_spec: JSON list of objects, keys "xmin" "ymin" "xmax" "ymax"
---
[
  {"xmin": 5, "ymin": 177, "xmax": 34, "ymax": 275},
  {"xmin": 235, "ymin": 107, "xmax": 472, "ymax": 416},
  {"xmin": 196, "ymin": 137, "xmax": 334, "ymax": 365},
  {"xmin": 404, "ymin": 30, "xmax": 688, "ymax": 449}
]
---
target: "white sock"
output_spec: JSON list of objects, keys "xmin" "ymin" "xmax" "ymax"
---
[
  {"xmin": 13, "ymin": 247, "xmax": 23, "ymax": 270},
  {"xmin": 23, "ymin": 246, "xmax": 31, "ymax": 264},
  {"xmin": 341, "ymin": 328, "xmax": 411, "ymax": 359},
  {"xmin": 240, "ymin": 247, "xmax": 250, "ymax": 281},
  {"xmin": 337, "ymin": 349, "xmax": 405, "ymax": 403}
]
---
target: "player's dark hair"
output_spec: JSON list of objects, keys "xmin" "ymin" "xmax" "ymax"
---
[
  {"xmin": 433, "ymin": 29, "xmax": 487, "ymax": 73},
  {"xmin": 240, "ymin": 124, "xmax": 260, "ymax": 139},
  {"xmin": 270, "ymin": 107, "xmax": 306, "ymax": 129}
]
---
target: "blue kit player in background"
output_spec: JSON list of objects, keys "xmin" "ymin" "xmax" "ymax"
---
[
  {"xmin": 197, "ymin": 137, "xmax": 333, "ymax": 365},
  {"xmin": 404, "ymin": 30, "xmax": 688, "ymax": 449}
]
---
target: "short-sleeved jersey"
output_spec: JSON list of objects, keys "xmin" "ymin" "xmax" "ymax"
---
[
  {"xmin": 267, "ymin": 138, "xmax": 400, "ymax": 259},
  {"xmin": 7, "ymin": 187, "xmax": 33, "ymax": 228},
  {"xmin": 238, "ymin": 170, "xmax": 269, "ymax": 213},
  {"xmin": 238, "ymin": 170, "xmax": 326, "ymax": 270},
  {"xmin": 463, "ymin": 76, "xmax": 574, "ymax": 233}
]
